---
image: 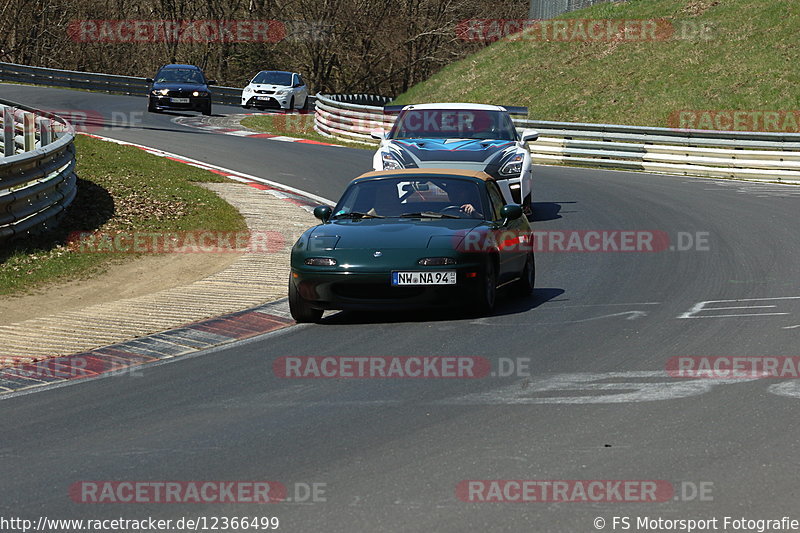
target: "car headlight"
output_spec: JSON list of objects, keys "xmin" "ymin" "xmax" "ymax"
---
[
  {"xmin": 418, "ymin": 257, "xmax": 456, "ymax": 266},
  {"xmin": 192, "ymin": 91, "xmax": 209, "ymax": 97},
  {"xmin": 304, "ymin": 257, "xmax": 337, "ymax": 266},
  {"xmin": 381, "ymin": 152, "xmax": 403, "ymax": 170},
  {"xmin": 152, "ymin": 89, "xmax": 169, "ymax": 96},
  {"xmin": 500, "ymin": 154, "xmax": 524, "ymax": 176},
  {"xmin": 243, "ymin": 87, "xmax": 253, "ymax": 93}
]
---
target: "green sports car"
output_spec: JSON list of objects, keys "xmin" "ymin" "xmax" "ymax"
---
[{"xmin": 288, "ymin": 169, "xmax": 535, "ymax": 322}]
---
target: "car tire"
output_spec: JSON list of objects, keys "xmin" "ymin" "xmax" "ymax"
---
[
  {"xmin": 523, "ymin": 192, "xmax": 533, "ymax": 218},
  {"xmin": 202, "ymin": 104, "xmax": 212, "ymax": 116},
  {"xmin": 242, "ymin": 103, "xmax": 251, "ymax": 109},
  {"xmin": 289, "ymin": 278, "xmax": 323, "ymax": 323},
  {"xmin": 147, "ymin": 99, "xmax": 157, "ymax": 113},
  {"xmin": 472, "ymin": 259, "xmax": 497, "ymax": 316},
  {"xmin": 289, "ymin": 96, "xmax": 295, "ymax": 111},
  {"xmin": 515, "ymin": 252, "xmax": 535, "ymax": 296},
  {"xmin": 302, "ymin": 95, "xmax": 309, "ymax": 111}
]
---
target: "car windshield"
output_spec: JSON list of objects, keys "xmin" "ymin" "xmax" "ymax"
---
[
  {"xmin": 155, "ymin": 68, "xmax": 204, "ymax": 84},
  {"xmin": 389, "ymin": 108, "xmax": 518, "ymax": 140},
  {"xmin": 251, "ymin": 71, "xmax": 293, "ymax": 85},
  {"xmin": 332, "ymin": 177, "xmax": 485, "ymax": 220}
]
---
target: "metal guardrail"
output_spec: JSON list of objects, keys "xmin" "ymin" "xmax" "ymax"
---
[
  {"xmin": 528, "ymin": 0, "xmax": 610, "ymax": 20},
  {"xmin": 314, "ymin": 93, "xmax": 800, "ymax": 183},
  {"xmin": 0, "ymin": 61, "xmax": 243, "ymax": 106},
  {"xmin": 0, "ymin": 98, "xmax": 77, "ymax": 243}
]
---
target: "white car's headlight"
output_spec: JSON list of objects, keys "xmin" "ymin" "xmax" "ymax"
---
[
  {"xmin": 381, "ymin": 152, "xmax": 403, "ymax": 170},
  {"xmin": 243, "ymin": 87, "xmax": 253, "ymax": 93},
  {"xmin": 500, "ymin": 154, "xmax": 524, "ymax": 176}
]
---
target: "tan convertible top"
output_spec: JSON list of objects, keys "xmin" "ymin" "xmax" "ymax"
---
[{"xmin": 353, "ymin": 168, "xmax": 495, "ymax": 182}]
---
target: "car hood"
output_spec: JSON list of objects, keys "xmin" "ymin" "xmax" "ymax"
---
[
  {"xmin": 304, "ymin": 219, "xmax": 484, "ymax": 251},
  {"xmin": 248, "ymin": 84, "xmax": 291, "ymax": 91},
  {"xmin": 151, "ymin": 81, "xmax": 209, "ymax": 92},
  {"xmin": 387, "ymin": 138, "xmax": 516, "ymax": 170}
]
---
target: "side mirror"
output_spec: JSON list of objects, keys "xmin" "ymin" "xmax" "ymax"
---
[
  {"xmin": 500, "ymin": 204, "xmax": 523, "ymax": 225},
  {"xmin": 207, "ymin": 79, "xmax": 217, "ymax": 85},
  {"xmin": 370, "ymin": 130, "xmax": 386, "ymax": 140},
  {"xmin": 521, "ymin": 129, "xmax": 539, "ymax": 143},
  {"xmin": 314, "ymin": 205, "xmax": 332, "ymax": 223},
  {"xmin": 145, "ymin": 78, "xmax": 154, "ymax": 83}
]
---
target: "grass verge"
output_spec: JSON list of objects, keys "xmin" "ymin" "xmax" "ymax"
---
[
  {"xmin": 393, "ymin": 0, "xmax": 800, "ymax": 129},
  {"xmin": 0, "ymin": 135, "xmax": 246, "ymax": 296},
  {"xmin": 240, "ymin": 114, "xmax": 372, "ymax": 150}
]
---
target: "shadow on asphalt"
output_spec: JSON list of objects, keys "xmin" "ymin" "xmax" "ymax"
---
[
  {"xmin": 319, "ymin": 287, "xmax": 565, "ymax": 325},
  {"xmin": 532, "ymin": 201, "xmax": 576, "ymax": 222}
]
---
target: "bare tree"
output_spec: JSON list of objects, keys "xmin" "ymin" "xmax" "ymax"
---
[{"xmin": 1, "ymin": 0, "xmax": 526, "ymax": 96}]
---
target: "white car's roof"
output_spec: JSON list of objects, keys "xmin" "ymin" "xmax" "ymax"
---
[{"xmin": 399, "ymin": 103, "xmax": 506, "ymax": 112}]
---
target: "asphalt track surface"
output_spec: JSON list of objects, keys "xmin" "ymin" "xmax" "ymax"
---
[{"xmin": 2, "ymin": 84, "xmax": 800, "ymax": 532}]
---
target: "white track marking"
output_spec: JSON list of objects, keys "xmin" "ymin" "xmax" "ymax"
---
[
  {"xmin": 678, "ymin": 297, "xmax": 800, "ymax": 319},
  {"xmin": 571, "ymin": 311, "xmax": 647, "ymax": 322},
  {"xmin": 438, "ymin": 371, "xmax": 757, "ymax": 405},
  {"xmin": 80, "ymin": 133, "xmax": 335, "ymax": 205},
  {"xmin": 544, "ymin": 302, "xmax": 661, "ymax": 308}
]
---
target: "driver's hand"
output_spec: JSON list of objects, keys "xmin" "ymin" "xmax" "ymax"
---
[{"xmin": 461, "ymin": 203, "xmax": 475, "ymax": 214}]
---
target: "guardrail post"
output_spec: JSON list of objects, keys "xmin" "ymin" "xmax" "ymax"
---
[
  {"xmin": 38, "ymin": 116, "xmax": 52, "ymax": 147},
  {"xmin": 3, "ymin": 106, "xmax": 14, "ymax": 156},
  {"xmin": 22, "ymin": 111, "xmax": 36, "ymax": 151}
]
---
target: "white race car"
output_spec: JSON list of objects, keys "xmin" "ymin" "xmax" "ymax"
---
[
  {"xmin": 241, "ymin": 70, "xmax": 309, "ymax": 111},
  {"xmin": 371, "ymin": 103, "xmax": 538, "ymax": 213}
]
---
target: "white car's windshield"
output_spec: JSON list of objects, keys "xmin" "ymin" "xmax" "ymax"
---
[
  {"xmin": 389, "ymin": 109, "xmax": 517, "ymax": 140},
  {"xmin": 251, "ymin": 71, "xmax": 293, "ymax": 85}
]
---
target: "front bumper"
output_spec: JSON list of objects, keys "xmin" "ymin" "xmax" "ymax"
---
[
  {"xmin": 495, "ymin": 176, "xmax": 524, "ymax": 204},
  {"xmin": 150, "ymin": 95, "xmax": 210, "ymax": 111},
  {"xmin": 242, "ymin": 95, "xmax": 289, "ymax": 109},
  {"xmin": 290, "ymin": 265, "xmax": 486, "ymax": 311}
]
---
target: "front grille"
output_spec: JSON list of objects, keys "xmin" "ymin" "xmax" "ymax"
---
[
  {"xmin": 167, "ymin": 90, "xmax": 194, "ymax": 97},
  {"xmin": 255, "ymin": 90, "xmax": 275, "ymax": 95},
  {"xmin": 332, "ymin": 283, "xmax": 424, "ymax": 300}
]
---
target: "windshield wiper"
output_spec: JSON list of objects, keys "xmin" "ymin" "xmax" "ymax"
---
[
  {"xmin": 332, "ymin": 211, "xmax": 384, "ymax": 219},
  {"xmin": 400, "ymin": 212, "xmax": 460, "ymax": 219}
]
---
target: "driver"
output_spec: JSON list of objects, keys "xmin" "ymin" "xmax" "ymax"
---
[{"xmin": 447, "ymin": 184, "xmax": 480, "ymax": 217}]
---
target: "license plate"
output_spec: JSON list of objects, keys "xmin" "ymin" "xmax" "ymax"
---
[
  {"xmin": 391, "ymin": 271, "xmax": 456, "ymax": 286},
  {"xmin": 170, "ymin": 97, "xmax": 190, "ymax": 103},
  {"xmin": 256, "ymin": 96, "xmax": 271, "ymax": 100}
]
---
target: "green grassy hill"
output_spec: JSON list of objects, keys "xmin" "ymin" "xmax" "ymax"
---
[{"xmin": 393, "ymin": 0, "xmax": 800, "ymax": 128}]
